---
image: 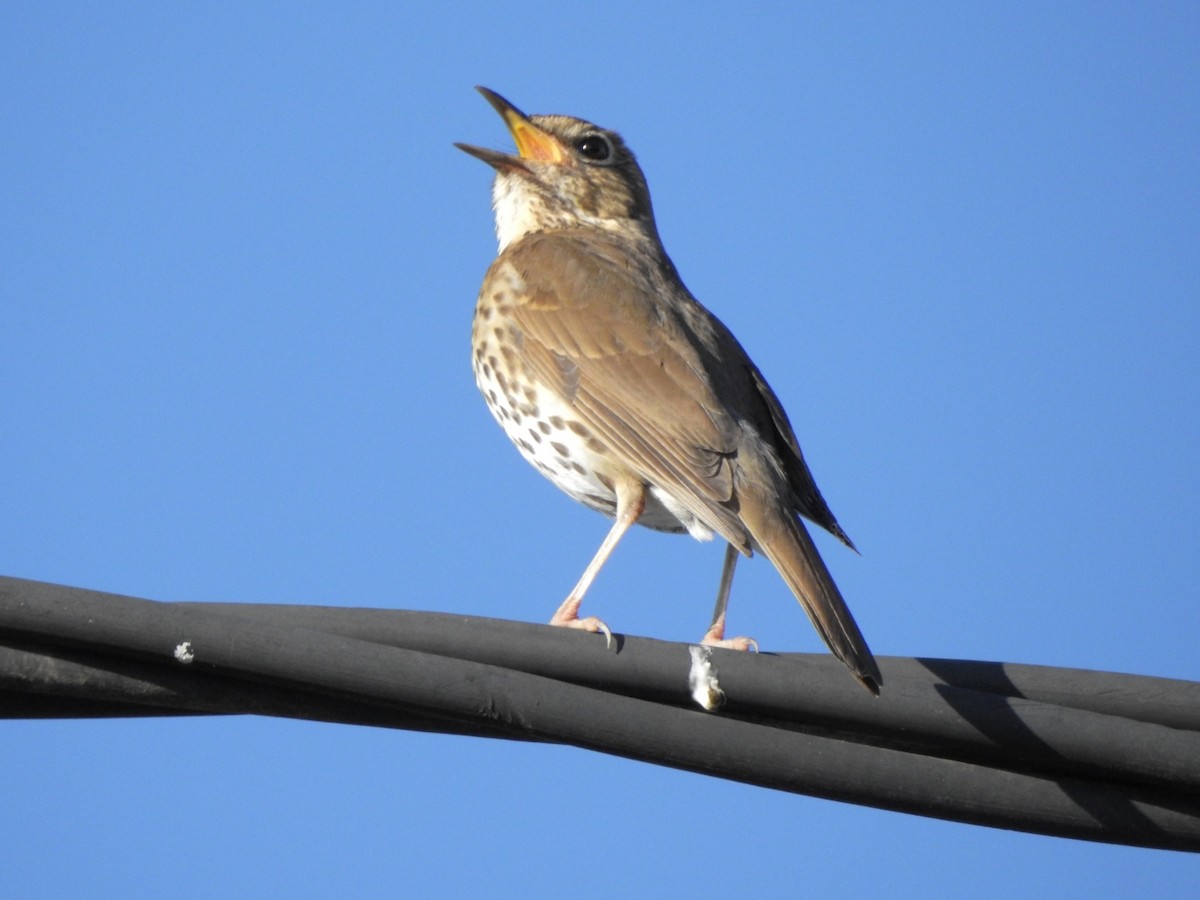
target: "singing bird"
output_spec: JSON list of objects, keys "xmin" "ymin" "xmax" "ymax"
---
[{"xmin": 457, "ymin": 88, "xmax": 881, "ymax": 694}]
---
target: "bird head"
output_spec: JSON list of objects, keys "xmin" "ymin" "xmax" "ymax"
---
[{"xmin": 456, "ymin": 87, "xmax": 660, "ymax": 251}]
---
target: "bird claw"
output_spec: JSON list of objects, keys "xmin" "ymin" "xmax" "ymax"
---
[
  {"xmin": 700, "ymin": 615, "xmax": 758, "ymax": 652},
  {"xmin": 701, "ymin": 634, "xmax": 759, "ymax": 653},
  {"xmin": 549, "ymin": 604, "xmax": 614, "ymax": 650}
]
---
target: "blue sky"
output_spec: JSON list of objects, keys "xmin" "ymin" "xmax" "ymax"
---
[{"xmin": 3, "ymin": 3, "xmax": 1198, "ymax": 896}]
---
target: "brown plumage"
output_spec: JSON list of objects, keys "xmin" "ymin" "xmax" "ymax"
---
[{"xmin": 458, "ymin": 87, "xmax": 881, "ymax": 694}]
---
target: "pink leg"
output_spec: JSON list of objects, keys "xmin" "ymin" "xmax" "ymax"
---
[
  {"xmin": 700, "ymin": 543, "xmax": 758, "ymax": 651},
  {"xmin": 550, "ymin": 476, "xmax": 645, "ymax": 647}
]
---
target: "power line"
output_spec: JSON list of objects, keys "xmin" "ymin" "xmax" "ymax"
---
[{"xmin": 2, "ymin": 575, "xmax": 1197, "ymax": 851}]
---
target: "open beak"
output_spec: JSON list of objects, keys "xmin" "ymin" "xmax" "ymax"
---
[{"xmin": 455, "ymin": 86, "xmax": 568, "ymax": 170}]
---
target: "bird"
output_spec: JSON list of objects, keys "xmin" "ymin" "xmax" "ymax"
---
[{"xmin": 456, "ymin": 87, "xmax": 882, "ymax": 694}]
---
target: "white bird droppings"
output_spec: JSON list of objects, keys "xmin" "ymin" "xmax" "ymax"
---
[
  {"xmin": 173, "ymin": 641, "xmax": 195, "ymax": 664},
  {"xmin": 687, "ymin": 645, "xmax": 725, "ymax": 711}
]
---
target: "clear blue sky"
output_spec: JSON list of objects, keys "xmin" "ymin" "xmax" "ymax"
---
[{"xmin": 3, "ymin": 3, "xmax": 1198, "ymax": 896}]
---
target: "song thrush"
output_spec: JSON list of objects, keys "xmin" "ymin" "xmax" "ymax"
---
[{"xmin": 457, "ymin": 88, "xmax": 882, "ymax": 694}]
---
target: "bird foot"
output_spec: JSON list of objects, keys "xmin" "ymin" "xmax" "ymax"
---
[
  {"xmin": 700, "ymin": 614, "xmax": 758, "ymax": 652},
  {"xmin": 550, "ymin": 598, "xmax": 613, "ymax": 649}
]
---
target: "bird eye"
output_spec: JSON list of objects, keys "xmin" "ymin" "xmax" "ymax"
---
[{"xmin": 575, "ymin": 133, "xmax": 613, "ymax": 163}]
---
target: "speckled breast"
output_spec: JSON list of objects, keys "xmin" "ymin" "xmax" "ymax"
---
[
  {"xmin": 470, "ymin": 261, "xmax": 702, "ymax": 537},
  {"xmin": 472, "ymin": 309, "xmax": 619, "ymax": 521}
]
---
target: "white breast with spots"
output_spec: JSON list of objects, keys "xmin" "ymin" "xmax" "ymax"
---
[
  {"xmin": 472, "ymin": 266, "xmax": 618, "ymax": 517},
  {"xmin": 471, "ymin": 263, "xmax": 712, "ymax": 538},
  {"xmin": 474, "ymin": 353, "xmax": 615, "ymax": 510}
]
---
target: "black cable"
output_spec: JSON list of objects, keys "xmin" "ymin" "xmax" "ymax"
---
[{"xmin": 1, "ymin": 575, "xmax": 1197, "ymax": 852}]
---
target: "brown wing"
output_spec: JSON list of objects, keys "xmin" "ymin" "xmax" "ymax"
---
[
  {"xmin": 498, "ymin": 231, "xmax": 753, "ymax": 551},
  {"xmin": 743, "ymin": 360, "xmax": 856, "ymax": 550}
]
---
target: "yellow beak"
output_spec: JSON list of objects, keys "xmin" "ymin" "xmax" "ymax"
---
[{"xmin": 455, "ymin": 87, "xmax": 568, "ymax": 169}]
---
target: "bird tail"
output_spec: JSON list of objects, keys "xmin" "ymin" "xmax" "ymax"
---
[{"xmin": 742, "ymin": 500, "xmax": 882, "ymax": 695}]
